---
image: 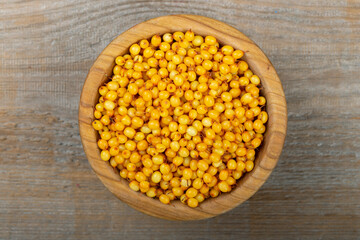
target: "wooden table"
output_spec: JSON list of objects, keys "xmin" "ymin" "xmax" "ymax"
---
[{"xmin": 1, "ymin": 0, "xmax": 359, "ymax": 239}]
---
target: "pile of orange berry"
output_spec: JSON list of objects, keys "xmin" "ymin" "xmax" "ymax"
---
[{"xmin": 92, "ymin": 30, "xmax": 268, "ymax": 208}]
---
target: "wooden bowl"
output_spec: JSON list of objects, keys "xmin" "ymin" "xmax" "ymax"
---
[{"xmin": 79, "ymin": 14, "xmax": 287, "ymax": 220}]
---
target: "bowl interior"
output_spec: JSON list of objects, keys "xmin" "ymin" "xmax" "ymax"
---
[{"xmin": 79, "ymin": 14, "xmax": 287, "ymax": 220}]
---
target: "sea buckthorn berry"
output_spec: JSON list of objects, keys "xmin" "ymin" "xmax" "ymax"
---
[
  {"xmin": 197, "ymin": 160, "xmax": 209, "ymax": 171},
  {"xmin": 129, "ymin": 180, "xmax": 140, "ymax": 191},
  {"xmin": 209, "ymin": 188, "xmax": 219, "ymax": 198},
  {"xmin": 202, "ymin": 59, "xmax": 213, "ymax": 70},
  {"xmin": 245, "ymin": 161, "xmax": 254, "ymax": 172},
  {"xmin": 129, "ymin": 44, "xmax": 141, "ymax": 55},
  {"xmin": 219, "ymin": 170, "xmax": 229, "ymax": 181},
  {"xmin": 125, "ymin": 140, "xmax": 136, "ymax": 151},
  {"xmin": 223, "ymin": 55, "xmax": 235, "ymax": 65},
  {"xmin": 159, "ymin": 194, "xmax": 170, "ymax": 204},
  {"xmin": 258, "ymin": 96, "xmax": 266, "ymax": 105},
  {"xmin": 203, "ymin": 173, "xmax": 213, "ymax": 184},
  {"xmin": 92, "ymin": 120, "xmax": 103, "ymax": 131},
  {"xmin": 151, "ymin": 171, "xmax": 162, "ymax": 183},
  {"xmin": 218, "ymin": 181, "xmax": 231, "ymax": 192},
  {"xmin": 219, "ymin": 63, "xmax": 230, "ymax": 74},
  {"xmin": 207, "ymin": 176, "xmax": 218, "ymax": 188},
  {"xmin": 115, "ymin": 56, "xmax": 125, "ymax": 66},
  {"xmin": 187, "ymin": 198, "xmax": 199, "ymax": 208},
  {"xmin": 227, "ymin": 159, "xmax": 237, "ymax": 170},
  {"xmin": 238, "ymin": 60, "xmax": 248, "ymax": 72},
  {"xmin": 192, "ymin": 35, "xmax": 204, "ymax": 46},
  {"xmin": 97, "ymin": 139, "xmax": 108, "ymax": 150},
  {"xmin": 184, "ymin": 30, "xmax": 195, "ymax": 41},
  {"xmin": 236, "ymin": 147, "xmax": 247, "ymax": 157},
  {"xmin": 202, "ymin": 117, "xmax": 212, "ymax": 127},
  {"xmin": 186, "ymin": 187, "xmax": 198, "ymax": 198},
  {"xmin": 186, "ymin": 126, "xmax": 198, "ymax": 137},
  {"xmin": 173, "ymin": 31, "xmax": 184, "ymax": 41},
  {"xmin": 251, "ymin": 138, "xmax": 262, "ymax": 148},
  {"xmin": 139, "ymin": 39, "xmax": 149, "ymax": 49},
  {"xmin": 250, "ymin": 74, "xmax": 260, "ymax": 85},
  {"xmin": 126, "ymin": 162, "xmax": 136, "ymax": 172},
  {"xmin": 171, "ymin": 187, "xmax": 183, "ymax": 197},
  {"xmin": 104, "ymin": 100, "xmax": 115, "ymax": 110},
  {"xmin": 109, "ymin": 146, "xmax": 120, "ymax": 156},
  {"xmin": 244, "ymin": 70, "xmax": 253, "ymax": 78},
  {"xmin": 221, "ymin": 92, "xmax": 232, "ymax": 102},
  {"xmin": 195, "ymin": 193, "xmax": 205, "ymax": 203},
  {"xmin": 253, "ymin": 119, "xmax": 263, "ymax": 130},
  {"xmin": 221, "ymin": 45, "xmax": 234, "ymax": 55},
  {"xmin": 232, "ymin": 50, "xmax": 244, "ymax": 59},
  {"xmin": 259, "ymin": 111, "xmax": 268, "ymax": 123},
  {"xmin": 146, "ymin": 187, "xmax": 157, "ymax": 198},
  {"xmin": 100, "ymin": 150, "xmax": 111, "ymax": 161},
  {"xmin": 205, "ymin": 36, "xmax": 217, "ymax": 45},
  {"xmin": 151, "ymin": 35, "xmax": 161, "ymax": 46},
  {"xmin": 182, "ymin": 168, "xmax": 193, "ymax": 180}
]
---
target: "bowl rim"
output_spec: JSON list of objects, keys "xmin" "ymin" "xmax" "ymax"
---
[{"xmin": 79, "ymin": 14, "xmax": 287, "ymax": 221}]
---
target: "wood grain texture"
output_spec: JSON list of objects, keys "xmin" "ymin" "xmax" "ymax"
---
[
  {"xmin": 79, "ymin": 14, "xmax": 287, "ymax": 221},
  {"xmin": 1, "ymin": 0, "xmax": 360, "ymax": 238}
]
